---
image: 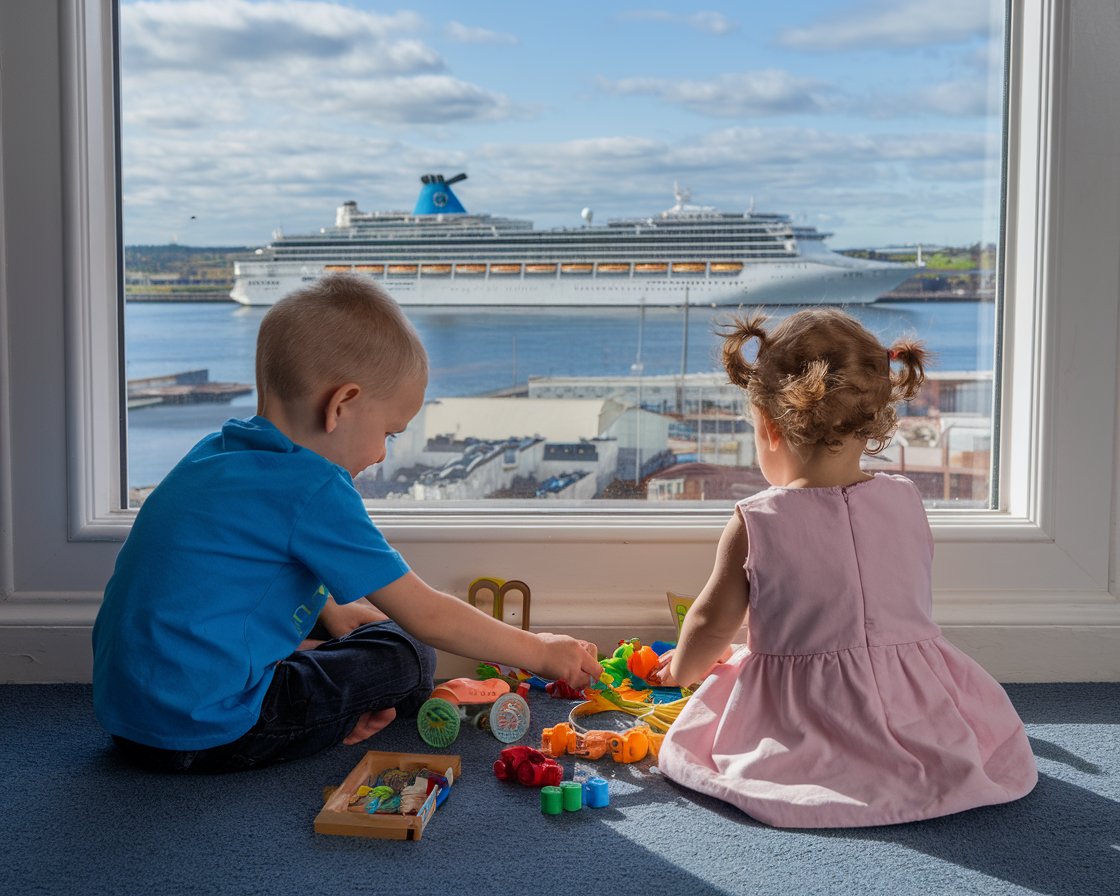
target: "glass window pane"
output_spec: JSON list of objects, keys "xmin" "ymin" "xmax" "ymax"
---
[{"xmin": 120, "ymin": 1, "xmax": 1005, "ymax": 509}]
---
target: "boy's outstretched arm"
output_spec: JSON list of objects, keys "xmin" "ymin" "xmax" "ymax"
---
[
  {"xmin": 665, "ymin": 511, "xmax": 749, "ymax": 688},
  {"xmin": 366, "ymin": 571, "xmax": 602, "ymax": 685}
]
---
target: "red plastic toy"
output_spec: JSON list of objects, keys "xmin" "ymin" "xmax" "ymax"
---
[
  {"xmin": 493, "ymin": 746, "xmax": 563, "ymax": 788},
  {"xmin": 544, "ymin": 679, "xmax": 585, "ymax": 700}
]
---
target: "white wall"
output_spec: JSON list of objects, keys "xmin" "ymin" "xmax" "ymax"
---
[{"xmin": 1, "ymin": 0, "xmax": 1119, "ymax": 683}]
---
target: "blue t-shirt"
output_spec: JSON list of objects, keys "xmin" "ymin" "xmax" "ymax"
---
[{"xmin": 92, "ymin": 416, "xmax": 410, "ymax": 750}]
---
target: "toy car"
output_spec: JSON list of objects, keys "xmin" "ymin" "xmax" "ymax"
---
[
  {"xmin": 417, "ymin": 677, "xmax": 531, "ymax": 748},
  {"xmin": 492, "ymin": 745, "xmax": 563, "ymax": 787}
]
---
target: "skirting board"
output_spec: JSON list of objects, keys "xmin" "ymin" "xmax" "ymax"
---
[{"xmin": 3, "ymin": 624, "xmax": 1118, "ymax": 684}]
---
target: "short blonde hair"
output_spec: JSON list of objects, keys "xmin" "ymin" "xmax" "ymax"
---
[
  {"xmin": 721, "ymin": 308, "xmax": 927, "ymax": 455},
  {"xmin": 256, "ymin": 273, "xmax": 428, "ymax": 406}
]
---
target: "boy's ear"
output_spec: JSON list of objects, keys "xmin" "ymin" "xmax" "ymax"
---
[{"xmin": 323, "ymin": 382, "xmax": 362, "ymax": 434}]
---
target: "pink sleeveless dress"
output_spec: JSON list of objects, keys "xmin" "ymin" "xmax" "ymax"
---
[{"xmin": 658, "ymin": 473, "xmax": 1037, "ymax": 828}]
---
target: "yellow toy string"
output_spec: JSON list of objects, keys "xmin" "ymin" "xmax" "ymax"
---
[{"xmin": 575, "ymin": 675, "xmax": 691, "ymax": 734}]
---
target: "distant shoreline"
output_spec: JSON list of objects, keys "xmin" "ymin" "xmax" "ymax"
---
[
  {"xmin": 124, "ymin": 290, "xmax": 993, "ymax": 305},
  {"xmin": 126, "ymin": 292, "xmax": 234, "ymax": 303}
]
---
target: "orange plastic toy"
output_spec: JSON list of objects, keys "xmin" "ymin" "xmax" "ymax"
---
[
  {"xmin": 429, "ymin": 678, "xmax": 510, "ymax": 706},
  {"xmin": 540, "ymin": 721, "xmax": 663, "ymax": 764},
  {"xmin": 626, "ymin": 645, "xmax": 661, "ymax": 682}
]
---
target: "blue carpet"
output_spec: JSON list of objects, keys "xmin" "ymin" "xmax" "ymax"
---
[{"xmin": 0, "ymin": 683, "xmax": 1115, "ymax": 895}]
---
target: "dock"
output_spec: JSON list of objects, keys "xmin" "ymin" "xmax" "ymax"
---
[{"xmin": 127, "ymin": 369, "xmax": 252, "ymax": 408}]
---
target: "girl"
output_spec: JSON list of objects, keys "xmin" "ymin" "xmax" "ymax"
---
[{"xmin": 651, "ymin": 308, "xmax": 1037, "ymax": 828}]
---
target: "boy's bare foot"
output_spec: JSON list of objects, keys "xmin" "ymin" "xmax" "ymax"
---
[
  {"xmin": 297, "ymin": 638, "xmax": 325, "ymax": 651},
  {"xmin": 342, "ymin": 707, "xmax": 397, "ymax": 745}
]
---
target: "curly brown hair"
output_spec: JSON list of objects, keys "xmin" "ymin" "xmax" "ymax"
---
[{"xmin": 720, "ymin": 308, "xmax": 927, "ymax": 455}]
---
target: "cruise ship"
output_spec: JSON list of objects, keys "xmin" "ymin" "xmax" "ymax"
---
[{"xmin": 230, "ymin": 174, "xmax": 917, "ymax": 307}]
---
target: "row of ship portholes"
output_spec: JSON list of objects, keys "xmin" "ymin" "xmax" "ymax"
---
[{"xmin": 318, "ymin": 261, "xmax": 745, "ymax": 278}]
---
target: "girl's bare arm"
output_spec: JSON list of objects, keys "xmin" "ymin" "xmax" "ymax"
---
[{"xmin": 667, "ymin": 511, "xmax": 749, "ymax": 687}]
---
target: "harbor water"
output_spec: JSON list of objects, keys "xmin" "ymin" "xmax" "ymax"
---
[{"xmin": 125, "ymin": 300, "xmax": 997, "ymax": 489}]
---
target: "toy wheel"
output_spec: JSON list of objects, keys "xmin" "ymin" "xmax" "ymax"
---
[
  {"xmin": 417, "ymin": 697, "xmax": 461, "ymax": 748},
  {"xmin": 488, "ymin": 693, "xmax": 531, "ymax": 743}
]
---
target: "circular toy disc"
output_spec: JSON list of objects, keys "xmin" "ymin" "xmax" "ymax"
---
[
  {"xmin": 417, "ymin": 697, "xmax": 462, "ymax": 748},
  {"xmin": 488, "ymin": 693, "xmax": 531, "ymax": 743}
]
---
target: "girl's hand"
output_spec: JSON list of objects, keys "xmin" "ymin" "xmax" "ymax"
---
[
  {"xmin": 644, "ymin": 648, "xmax": 678, "ymax": 687},
  {"xmin": 646, "ymin": 645, "xmax": 735, "ymax": 688}
]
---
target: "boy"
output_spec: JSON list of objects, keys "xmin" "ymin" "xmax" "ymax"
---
[{"xmin": 93, "ymin": 274, "xmax": 601, "ymax": 773}]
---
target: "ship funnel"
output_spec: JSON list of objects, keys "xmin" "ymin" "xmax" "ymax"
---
[{"xmin": 414, "ymin": 173, "xmax": 468, "ymax": 215}]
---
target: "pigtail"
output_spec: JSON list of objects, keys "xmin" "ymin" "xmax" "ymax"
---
[
  {"xmin": 719, "ymin": 312, "xmax": 769, "ymax": 390},
  {"xmin": 887, "ymin": 340, "xmax": 928, "ymax": 403},
  {"xmin": 779, "ymin": 359, "xmax": 829, "ymax": 411}
]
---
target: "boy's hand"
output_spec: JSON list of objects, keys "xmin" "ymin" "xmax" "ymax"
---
[
  {"xmin": 319, "ymin": 596, "xmax": 389, "ymax": 640},
  {"xmin": 533, "ymin": 633, "xmax": 602, "ymax": 685}
]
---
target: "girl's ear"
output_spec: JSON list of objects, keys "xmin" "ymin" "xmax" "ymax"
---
[
  {"xmin": 322, "ymin": 382, "xmax": 361, "ymax": 434},
  {"xmin": 759, "ymin": 409, "xmax": 783, "ymax": 451}
]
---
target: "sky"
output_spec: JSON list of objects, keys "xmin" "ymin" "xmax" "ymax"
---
[{"xmin": 118, "ymin": 0, "xmax": 1006, "ymax": 250}]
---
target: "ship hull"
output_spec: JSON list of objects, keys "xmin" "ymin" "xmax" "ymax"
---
[{"xmin": 231, "ymin": 260, "xmax": 911, "ymax": 307}]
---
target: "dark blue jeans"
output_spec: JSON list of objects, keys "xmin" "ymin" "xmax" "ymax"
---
[{"xmin": 112, "ymin": 621, "xmax": 435, "ymax": 774}]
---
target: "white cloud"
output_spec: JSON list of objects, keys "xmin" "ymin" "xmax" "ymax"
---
[
  {"xmin": 778, "ymin": 0, "xmax": 994, "ymax": 50},
  {"xmin": 599, "ymin": 70, "xmax": 838, "ymax": 117},
  {"xmin": 119, "ymin": 0, "xmax": 519, "ymax": 131},
  {"xmin": 445, "ymin": 21, "xmax": 519, "ymax": 46},
  {"xmin": 307, "ymin": 75, "xmax": 518, "ymax": 124},
  {"xmin": 121, "ymin": 0, "xmax": 437, "ymax": 76},
  {"xmin": 617, "ymin": 10, "xmax": 738, "ymax": 35},
  {"xmin": 912, "ymin": 79, "xmax": 994, "ymax": 117}
]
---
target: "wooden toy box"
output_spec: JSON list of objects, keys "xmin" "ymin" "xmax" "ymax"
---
[{"xmin": 315, "ymin": 750, "xmax": 462, "ymax": 841}]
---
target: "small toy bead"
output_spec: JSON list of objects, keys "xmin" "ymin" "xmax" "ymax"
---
[
  {"xmin": 560, "ymin": 780, "xmax": 583, "ymax": 812},
  {"xmin": 540, "ymin": 785, "xmax": 563, "ymax": 815},
  {"xmin": 583, "ymin": 777, "xmax": 610, "ymax": 808}
]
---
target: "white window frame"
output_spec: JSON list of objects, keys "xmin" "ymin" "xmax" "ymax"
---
[{"xmin": 1, "ymin": 0, "xmax": 1118, "ymax": 681}]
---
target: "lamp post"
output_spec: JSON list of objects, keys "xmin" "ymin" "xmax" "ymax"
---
[{"xmin": 632, "ymin": 297, "xmax": 646, "ymax": 485}]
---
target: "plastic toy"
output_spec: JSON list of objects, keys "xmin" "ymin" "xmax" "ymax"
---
[
  {"xmin": 560, "ymin": 781, "xmax": 583, "ymax": 811},
  {"xmin": 540, "ymin": 720, "xmax": 664, "ymax": 764},
  {"xmin": 583, "ymin": 675, "xmax": 690, "ymax": 733},
  {"xmin": 666, "ymin": 591, "xmax": 696, "ymax": 638},
  {"xmin": 598, "ymin": 639, "xmax": 681, "ymax": 696},
  {"xmin": 493, "ymin": 745, "xmax": 563, "ymax": 787},
  {"xmin": 627, "ymin": 643, "xmax": 661, "ymax": 682},
  {"xmin": 540, "ymin": 786, "xmax": 563, "ymax": 815},
  {"xmin": 477, "ymin": 661, "xmax": 550, "ymax": 693},
  {"xmin": 539, "ymin": 779, "xmax": 610, "ymax": 814},
  {"xmin": 582, "ymin": 777, "xmax": 610, "ymax": 808},
  {"xmin": 544, "ymin": 679, "xmax": 586, "ymax": 700},
  {"xmin": 417, "ymin": 677, "xmax": 531, "ymax": 748},
  {"xmin": 468, "ymin": 576, "xmax": 532, "ymax": 630}
]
